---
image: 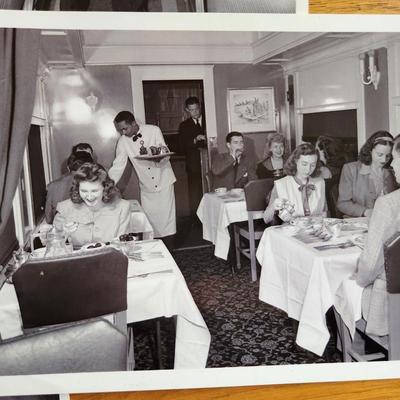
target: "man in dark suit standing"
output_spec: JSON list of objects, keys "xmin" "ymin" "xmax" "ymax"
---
[{"xmin": 179, "ymin": 96, "xmax": 207, "ymax": 214}]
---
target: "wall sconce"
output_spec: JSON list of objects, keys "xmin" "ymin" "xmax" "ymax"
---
[
  {"xmin": 85, "ymin": 91, "xmax": 98, "ymax": 112},
  {"xmin": 359, "ymin": 50, "xmax": 380, "ymax": 90}
]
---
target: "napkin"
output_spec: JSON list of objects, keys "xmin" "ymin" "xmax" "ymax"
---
[{"xmin": 127, "ymin": 251, "xmax": 173, "ymax": 277}]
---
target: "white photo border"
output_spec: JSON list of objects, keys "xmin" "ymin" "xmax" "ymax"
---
[{"xmin": 0, "ymin": 9, "xmax": 400, "ymax": 397}]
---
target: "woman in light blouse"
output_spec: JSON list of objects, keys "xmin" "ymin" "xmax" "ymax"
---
[
  {"xmin": 263, "ymin": 143, "xmax": 326, "ymax": 224},
  {"xmin": 54, "ymin": 162, "xmax": 130, "ymax": 247},
  {"xmin": 337, "ymin": 131, "xmax": 397, "ymax": 218}
]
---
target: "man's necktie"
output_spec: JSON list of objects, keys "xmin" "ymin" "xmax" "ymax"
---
[
  {"xmin": 132, "ymin": 133, "xmax": 142, "ymax": 142},
  {"xmin": 234, "ymin": 159, "xmax": 239, "ymax": 182}
]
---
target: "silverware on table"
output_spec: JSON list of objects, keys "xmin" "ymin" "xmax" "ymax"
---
[{"xmin": 313, "ymin": 240, "xmax": 356, "ymax": 251}]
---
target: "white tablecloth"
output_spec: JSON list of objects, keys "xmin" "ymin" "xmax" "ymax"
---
[
  {"xmin": 128, "ymin": 200, "xmax": 154, "ymax": 240},
  {"xmin": 0, "ymin": 240, "xmax": 210, "ymax": 369},
  {"xmin": 256, "ymin": 225, "xmax": 363, "ymax": 356},
  {"xmin": 196, "ymin": 192, "xmax": 263, "ymax": 260},
  {"xmin": 334, "ymin": 278, "xmax": 364, "ymax": 340}
]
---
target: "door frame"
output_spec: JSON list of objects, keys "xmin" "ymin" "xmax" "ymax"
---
[{"xmin": 129, "ymin": 65, "xmax": 217, "ymax": 143}]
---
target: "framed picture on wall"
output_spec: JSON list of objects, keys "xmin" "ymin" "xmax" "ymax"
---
[{"xmin": 227, "ymin": 87, "xmax": 276, "ymax": 133}]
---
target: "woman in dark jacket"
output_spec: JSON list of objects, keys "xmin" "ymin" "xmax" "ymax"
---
[{"xmin": 257, "ymin": 133, "xmax": 288, "ymax": 179}]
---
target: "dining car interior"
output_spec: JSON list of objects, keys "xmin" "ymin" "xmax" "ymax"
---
[{"xmin": 2, "ymin": 28, "xmax": 400, "ymax": 378}]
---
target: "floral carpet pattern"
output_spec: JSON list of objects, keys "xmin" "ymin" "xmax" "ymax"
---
[{"xmin": 133, "ymin": 246, "xmax": 341, "ymax": 370}]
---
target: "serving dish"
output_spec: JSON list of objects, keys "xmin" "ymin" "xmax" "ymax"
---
[{"xmin": 134, "ymin": 152, "xmax": 175, "ymax": 160}]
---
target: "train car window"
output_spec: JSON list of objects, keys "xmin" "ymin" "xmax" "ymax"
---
[
  {"xmin": 27, "ymin": 125, "xmax": 46, "ymax": 223},
  {"xmin": 0, "ymin": 210, "xmax": 19, "ymax": 266}
]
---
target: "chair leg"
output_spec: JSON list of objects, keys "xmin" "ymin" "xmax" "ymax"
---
[
  {"xmin": 233, "ymin": 226, "xmax": 241, "ymax": 270},
  {"xmin": 128, "ymin": 326, "xmax": 135, "ymax": 370},
  {"xmin": 335, "ymin": 311, "xmax": 354, "ymax": 362},
  {"xmin": 155, "ymin": 319, "xmax": 163, "ymax": 369},
  {"xmin": 249, "ymin": 233, "xmax": 257, "ymax": 282}
]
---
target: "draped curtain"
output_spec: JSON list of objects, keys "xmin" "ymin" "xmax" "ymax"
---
[
  {"xmin": 0, "ymin": 28, "xmax": 41, "ymax": 235},
  {"xmin": 0, "ymin": 0, "xmax": 24, "ymax": 9}
]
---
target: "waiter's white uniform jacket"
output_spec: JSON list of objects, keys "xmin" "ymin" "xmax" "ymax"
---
[{"xmin": 108, "ymin": 124, "xmax": 177, "ymax": 237}]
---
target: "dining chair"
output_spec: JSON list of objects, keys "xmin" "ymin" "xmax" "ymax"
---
[
  {"xmin": 12, "ymin": 247, "xmax": 134, "ymax": 368},
  {"xmin": 0, "ymin": 317, "xmax": 128, "ymax": 375},
  {"xmin": 337, "ymin": 232, "xmax": 400, "ymax": 362},
  {"xmin": 13, "ymin": 247, "xmax": 128, "ymax": 328},
  {"xmin": 233, "ymin": 178, "xmax": 274, "ymax": 282}
]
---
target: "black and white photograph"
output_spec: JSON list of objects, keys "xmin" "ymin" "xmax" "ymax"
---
[{"xmin": 2, "ymin": 14, "xmax": 400, "ymax": 399}]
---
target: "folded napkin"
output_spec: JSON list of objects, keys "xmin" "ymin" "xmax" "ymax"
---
[{"xmin": 127, "ymin": 242, "xmax": 174, "ymax": 277}]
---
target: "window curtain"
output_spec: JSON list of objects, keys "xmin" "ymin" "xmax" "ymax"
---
[
  {"xmin": 0, "ymin": 0, "xmax": 24, "ymax": 8},
  {"xmin": 0, "ymin": 28, "xmax": 40, "ymax": 235}
]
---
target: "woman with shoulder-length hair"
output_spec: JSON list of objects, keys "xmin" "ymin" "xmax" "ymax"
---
[
  {"xmin": 263, "ymin": 142, "xmax": 326, "ymax": 224},
  {"xmin": 53, "ymin": 162, "xmax": 131, "ymax": 247},
  {"xmin": 256, "ymin": 132, "xmax": 288, "ymax": 179},
  {"xmin": 315, "ymin": 135, "xmax": 345, "ymax": 181},
  {"xmin": 337, "ymin": 130, "xmax": 397, "ymax": 218}
]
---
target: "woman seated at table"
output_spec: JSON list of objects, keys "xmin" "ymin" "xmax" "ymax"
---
[
  {"xmin": 337, "ymin": 130, "xmax": 396, "ymax": 218},
  {"xmin": 256, "ymin": 133, "xmax": 288, "ymax": 179},
  {"xmin": 315, "ymin": 135, "xmax": 345, "ymax": 180},
  {"xmin": 355, "ymin": 134, "xmax": 400, "ymax": 336},
  {"xmin": 315, "ymin": 135, "xmax": 346, "ymax": 217},
  {"xmin": 53, "ymin": 162, "xmax": 130, "ymax": 247},
  {"xmin": 263, "ymin": 142, "xmax": 326, "ymax": 224}
]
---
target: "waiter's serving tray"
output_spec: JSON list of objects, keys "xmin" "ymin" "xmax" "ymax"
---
[{"xmin": 135, "ymin": 152, "xmax": 175, "ymax": 160}]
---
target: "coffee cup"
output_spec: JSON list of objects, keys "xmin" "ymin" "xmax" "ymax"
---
[{"xmin": 215, "ymin": 187, "xmax": 227, "ymax": 195}]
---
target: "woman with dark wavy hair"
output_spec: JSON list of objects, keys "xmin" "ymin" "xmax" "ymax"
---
[
  {"xmin": 315, "ymin": 135, "xmax": 347, "ymax": 217},
  {"xmin": 337, "ymin": 130, "xmax": 397, "ymax": 217},
  {"xmin": 263, "ymin": 143, "xmax": 326, "ymax": 223},
  {"xmin": 256, "ymin": 133, "xmax": 288, "ymax": 179},
  {"xmin": 315, "ymin": 136, "xmax": 345, "ymax": 180},
  {"xmin": 53, "ymin": 162, "xmax": 130, "ymax": 247}
]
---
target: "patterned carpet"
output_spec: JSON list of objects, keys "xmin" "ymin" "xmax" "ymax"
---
[{"xmin": 133, "ymin": 246, "xmax": 342, "ymax": 370}]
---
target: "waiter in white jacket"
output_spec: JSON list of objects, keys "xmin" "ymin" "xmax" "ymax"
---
[{"xmin": 108, "ymin": 111, "xmax": 177, "ymax": 238}]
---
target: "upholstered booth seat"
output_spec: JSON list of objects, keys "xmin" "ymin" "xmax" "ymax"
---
[{"xmin": 0, "ymin": 318, "xmax": 128, "ymax": 375}]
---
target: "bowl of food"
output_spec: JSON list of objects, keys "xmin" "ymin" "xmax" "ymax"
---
[
  {"xmin": 117, "ymin": 233, "xmax": 141, "ymax": 256},
  {"xmin": 82, "ymin": 242, "xmax": 106, "ymax": 251},
  {"xmin": 215, "ymin": 187, "xmax": 227, "ymax": 196}
]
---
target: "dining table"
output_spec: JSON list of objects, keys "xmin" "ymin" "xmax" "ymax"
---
[
  {"xmin": 0, "ymin": 239, "xmax": 211, "ymax": 370},
  {"xmin": 196, "ymin": 191, "xmax": 263, "ymax": 260},
  {"xmin": 256, "ymin": 218, "xmax": 367, "ymax": 356}
]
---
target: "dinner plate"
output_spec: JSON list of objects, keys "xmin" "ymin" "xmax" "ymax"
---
[
  {"xmin": 30, "ymin": 247, "xmax": 46, "ymax": 258},
  {"xmin": 134, "ymin": 152, "xmax": 175, "ymax": 160},
  {"xmin": 230, "ymin": 188, "xmax": 244, "ymax": 196}
]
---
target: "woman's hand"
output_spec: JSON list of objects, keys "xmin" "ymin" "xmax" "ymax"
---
[
  {"xmin": 273, "ymin": 198, "xmax": 286, "ymax": 210},
  {"xmin": 274, "ymin": 198, "xmax": 295, "ymax": 222}
]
